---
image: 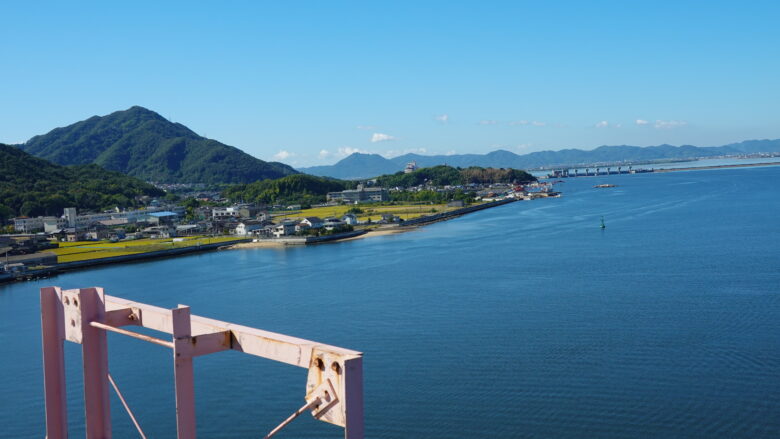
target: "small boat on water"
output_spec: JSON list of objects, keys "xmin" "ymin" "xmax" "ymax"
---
[
  {"xmin": 594, "ymin": 184, "xmax": 617, "ymax": 188},
  {"xmin": 600, "ymin": 216, "xmax": 606, "ymax": 229}
]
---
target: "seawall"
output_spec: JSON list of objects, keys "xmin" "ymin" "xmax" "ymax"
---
[
  {"xmin": 400, "ymin": 198, "xmax": 518, "ymax": 227},
  {"xmin": 56, "ymin": 239, "xmax": 252, "ymax": 272}
]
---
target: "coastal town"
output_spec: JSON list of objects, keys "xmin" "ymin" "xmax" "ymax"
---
[{"xmin": 0, "ymin": 179, "xmax": 558, "ymax": 282}]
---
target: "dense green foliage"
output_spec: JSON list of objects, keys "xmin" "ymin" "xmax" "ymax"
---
[
  {"xmin": 21, "ymin": 106, "xmax": 298, "ymax": 184},
  {"xmin": 223, "ymin": 174, "xmax": 356, "ymax": 207},
  {"xmin": 376, "ymin": 165, "xmax": 536, "ymax": 188},
  {"xmin": 0, "ymin": 144, "xmax": 165, "ymax": 221},
  {"xmin": 223, "ymin": 165, "xmax": 533, "ymax": 207},
  {"xmin": 389, "ymin": 189, "xmax": 475, "ymax": 203}
]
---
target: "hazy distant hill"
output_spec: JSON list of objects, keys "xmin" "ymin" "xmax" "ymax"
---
[
  {"xmin": 300, "ymin": 139, "xmax": 780, "ymax": 179},
  {"xmin": 21, "ymin": 106, "xmax": 298, "ymax": 184},
  {"xmin": 302, "ymin": 153, "xmax": 403, "ymax": 180},
  {"xmin": 0, "ymin": 143, "xmax": 164, "ymax": 220}
]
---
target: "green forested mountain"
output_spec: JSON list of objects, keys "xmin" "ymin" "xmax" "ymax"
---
[
  {"xmin": 20, "ymin": 106, "xmax": 298, "ymax": 184},
  {"xmin": 0, "ymin": 143, "xmax": 164, "ymax": 221},
  {"xmin": 375, "ymin": 165, "xmax": 536, "ymax": 188},
  {"xmin": 223, "ymin": 174, "xmax": 355, "ymax": 207}
]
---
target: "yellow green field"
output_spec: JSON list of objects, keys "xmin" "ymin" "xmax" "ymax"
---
[
  {"xmin": 273, "ymin": 203, "xmax": 475, "ymax": 223},
  {"xmin": 51, "ymin": 236, "xmax": 241, "ymax": 263}
]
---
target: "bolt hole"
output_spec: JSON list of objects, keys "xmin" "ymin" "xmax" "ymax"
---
[
  {"xmin": 331, "ymin": 362, "xmax": 341, "ymax": 374},
  {"xmin": 63, "ymin": 297, "xmax": 70, "ymax": 305},
  {"xmin": 70, "ymin": 319, "xmax": 76, "ymax": 327},
  {"xmin": 314, "ymin": 358, "xmax": 324, "ymax": 371},
  {"xmin": 73, "ymin": 298, "xmax": 78, "ymax": 307}
]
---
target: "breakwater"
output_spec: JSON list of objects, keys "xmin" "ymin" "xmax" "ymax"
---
[{"xmin": 401, "ymin": 198, "xmax": 518, "ymax": 227}]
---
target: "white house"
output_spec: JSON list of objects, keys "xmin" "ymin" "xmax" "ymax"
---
[
  {"xmin": 273, "ymin": 221, "xmax": 296, "ymax": 238},
  {"xmin": 235, "ymin": 221, "xmax": 264, "ymax": 236},
  {"xmin": 323, "ymin": 217, "xmax": 345, "ymax": 231},
  {"xmin": 341, "ymin": 213, "xmax": 358, "ymax": 225},
  {"xmin": 300, "ymin": 217, "xmax": 324, "ymax": 228}
]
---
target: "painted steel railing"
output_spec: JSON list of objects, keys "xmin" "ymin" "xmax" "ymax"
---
[{"xmin": 40, "ymin": 287, "xmax": 364, "ymax": 438}]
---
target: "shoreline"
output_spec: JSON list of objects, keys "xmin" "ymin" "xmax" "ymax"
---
[
  {"xmin": 231, "ymin": 225, "xmax": 414, "ymax": 249},
  {"xmin": 0, "ymin": 238, "xmax": 251, "ymax": 284},
  {"xmin": 230, "ymin": 198, "xmax": 519, "ymax": 249}
]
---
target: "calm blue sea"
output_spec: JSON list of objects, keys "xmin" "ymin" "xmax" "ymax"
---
[{"xmin": 1, "ymin": 166, "xmax": 779, "ymax": 438}]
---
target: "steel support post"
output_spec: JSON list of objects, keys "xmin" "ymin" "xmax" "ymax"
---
[
  {"xmin": 343, "ymin": 356, "xmax": 364, "ymax": 439},
  {"xmin": 40, "ymin": 286, "xmax": 68, "ymax": 439},
  {"xmin": 79, "ymin": 288, "xmax": 112, "ymax": 438},
  {"xmin": 172, "ymin": 305, "xmax": 196, "ymax": 438}
]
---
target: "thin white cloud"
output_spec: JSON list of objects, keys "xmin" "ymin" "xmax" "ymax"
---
[
  {"xmin": 445, "ymin": 150, "xmax": 457, "ymax": 156},
  {"xmin": 435, "ymin": 114, "xmax": 449, "ymax": 123},
  {"xmin": 515, "ymin": 143, "xmax": 532, "ymax": 151},
  {"xmin": 635, "ymin": 119, "xmax": 649, "ymax": 125},
  {"xmin": 318, "ymin": 149, "xmax": 332, "ymax": 159},
  {"xmin": 383, "ymin": 147, "xmax": 427, "ymax": 158},
  {"xmin": 338, "ymin": 146, "xmax": 368, "ymax": 156},
  {"xmin": 595, "ymin": 121, "xmax": 609, "ymax": 128},
  {"xmin": 479, "ymin": 120, "xmax": 498, "ymax": 125},
  {"xmin": 371, "ymin": 133, "xmax": 397, "ymax": 143},
  {"xmin": 509, "ymin": 120, "xmax": 529, "ymax": 126},
  {"xmin": 615, "ymin": 123, "xmax": 622, "ymax": 128},
  {"xmin": 654, "ymin": 120, "xmax": 688, "ymax": 129},
  {"xmin": 531, "ymin": 121, "xmax": 546, "ymax": 127},
  {"xmin": 273, "ymin": 150, "xmax": 294, "ymax": 160},
  {"xmin": 356, "ymin": 125, "xmax": 376, "ymax": 130}
]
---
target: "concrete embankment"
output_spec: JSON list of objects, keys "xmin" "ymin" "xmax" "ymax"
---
[
  {"xmin": 400, "ymin": 198, "xmax": 518, "ymax": 227},
  {"xmin": 56, "ymin": 238, "xmax": 251, "ymax": 272},
  {"xmin": 235, "ymin": 229, "xmax": 367, "ymax": 247}
]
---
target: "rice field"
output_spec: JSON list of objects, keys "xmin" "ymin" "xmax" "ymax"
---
[
  {"xmin": 273, "ymin": 203, "xmax": 472, "ymax": 223},
  {"xmin": 51, "ymin": 236, "xmax": 241, "ymax": 263}
]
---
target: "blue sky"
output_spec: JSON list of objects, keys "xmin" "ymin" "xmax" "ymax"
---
[{"xmin": 2, "ymin": 1, "xmax": 779, "ymax": 167}]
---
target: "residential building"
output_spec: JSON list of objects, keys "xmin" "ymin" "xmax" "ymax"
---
[
  {"xmin": 300, "ymin": 217, "xmax": 324, "ymax": 229},
  {"xmin": 326, "ymin": 185, "xmax": 389, "ymax": 203},
  {"xmin": 273, "ymin": 221, "xmax": 296, "ymax": 238},
  {"xmin": 235, "ymin": 221, "xmax": 265, "ymax": 236},
  {"xmin": 13, "ymin": 217, "xmax": 45, "ymax": 233},
  {"xmin": 323, "ymin": 217, "xmax": 345, "ymax": 231},
  {"xmin": 341, "ymin": 213, "xmax": 358, "ymax": 225},
  {"xmin": 212, "ymin": 204, "xmax": 262, "ymax": 220}
]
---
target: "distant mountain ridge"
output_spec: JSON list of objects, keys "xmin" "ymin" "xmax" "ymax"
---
[
  {"xmin": 300, "ymin": 139, "xmax": 780, "ymax": 179},
  {"xmin": 20, "ymin": 106, "xmax": 298, "ymax": 184}
]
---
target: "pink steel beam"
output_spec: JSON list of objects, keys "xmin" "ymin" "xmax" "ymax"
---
[
  {"xmin": 172, "ymin": 306, "xmax": 197, "ymax": 438},
  {"xmin": 79, "ymin": 288, "xmax": 112, "ymax": 438},
  {"xmin": 103, "ymin": 295, "xmax": 361, "ymax": 366},
  {"xmin": 40, "ymin": 286, "xmax": 67, "ymax": 439}
]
